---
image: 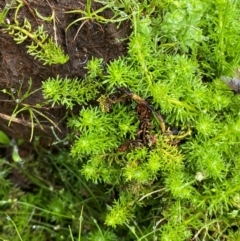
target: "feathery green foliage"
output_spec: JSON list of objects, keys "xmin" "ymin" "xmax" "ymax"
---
[
  {"xmin": 42, "ymin": 75, "xmax": 101, "ymax": 109},
  {"xmin": 43, "ymin": 0, "xmax": 240, "ymax": 239},
  {"xmin": 2, "ymin": 0, "xmax": 240, "ymax": 240}
]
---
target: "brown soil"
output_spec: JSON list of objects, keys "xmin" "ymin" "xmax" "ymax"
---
[{"xmin": 0, "ymin": 0, "xmax": 131, "ymax": 142}]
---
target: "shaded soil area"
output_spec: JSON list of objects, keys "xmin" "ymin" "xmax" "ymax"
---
[{"xmin": 0, "ymin": 0, "xmax": 131, "ymax": 142}]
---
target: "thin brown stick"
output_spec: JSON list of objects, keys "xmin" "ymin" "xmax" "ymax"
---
[
  {"xmin": 0, "ymin": 112, "xmax": 39, "ymax": 127},
  {"xmin": 21, "ymin": 0, "xmax": 40, "ymax": 24},
  {"xmin": 0, "ymin": 112, "xmax": 55, "ymax": 131}
]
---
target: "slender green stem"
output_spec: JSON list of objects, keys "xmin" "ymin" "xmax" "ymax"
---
[
  {"xmin": 69, "ymin": 225, "xmax": 74, "ymax": 241},
  {"xmin": 0, "ymin": 0, "xmax": 15, "ymax": 24},
  {"xmin": 14, "ymin": 0, "xmax": 24, "ymax": 25},
  {"xmin": 78, "ymin": 206, "xmax": 84, "ymax": 241},
  {"xmin": 6, "ymin": 215, "xmax": 24, "ymax": 241},
  {"xmin": 167, "ymin": 97, "xmax": 198, "ymax": 112}
]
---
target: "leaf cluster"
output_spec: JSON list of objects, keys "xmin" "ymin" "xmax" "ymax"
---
[{"xmin": 42, "ymin": 75, "xmax": 101, "ymax": 109}]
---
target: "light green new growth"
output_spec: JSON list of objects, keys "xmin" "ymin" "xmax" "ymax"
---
[{"xmin": 42, "ymin": 75, "xmax": 102, "ymax": 109}]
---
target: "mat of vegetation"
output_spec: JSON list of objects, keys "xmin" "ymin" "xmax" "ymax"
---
[{"xmin": 1, "ymin": 0, "xmax": 240, "ymax": 240}]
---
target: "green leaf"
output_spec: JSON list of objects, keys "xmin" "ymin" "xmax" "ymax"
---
[{"xmin": 0, "ymin": 130, "xmax": 10, "ymax": 145}]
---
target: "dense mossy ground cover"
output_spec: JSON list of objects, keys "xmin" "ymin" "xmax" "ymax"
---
[{"xmin": 1, "ymin": 1, "xmax": 240, "ymax": 240}]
